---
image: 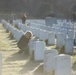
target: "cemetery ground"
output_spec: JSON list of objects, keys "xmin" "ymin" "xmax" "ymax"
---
[{"xmin": 0, "ymin": 23, "xmax": 76, "ymax": 75}]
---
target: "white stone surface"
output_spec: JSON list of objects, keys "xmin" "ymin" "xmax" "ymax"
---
[
  {"xmin": 34, "ymin": 28, "xmax": 40, "ymax": 38},
  {"xmin": 19, "ymin": 24, "xmax": 26, "ymax": 31},
  {"xmin": 56, "ymin": 33, "xmax": 66, "ymax": 47},
  {"xmin": 28, "ymin": 38, "xmax": 37, "ymax": 55},
  {"xmin": 45, "ymin": 17, "xmax": 57, "ymax": 26},
  {"xmin": 68, "ymin": 30, "xmax": 74, "ymax": 39},
  {"xmin": 64, "ymin": 37, "xmax": 74, "ymax": 54},
  {"xmin": 17, "ymin": 23, "xmax": 21, "ymax": 29},
  {"xmin": 74, "ymin": 72, "xmax": 76, "ymax": 75},
  {"xmin": 12, "ymin": 28, "xmax": 18, "ymax": 38},
  {"xmin": 55, "ymin": 28, "xmax": 61, "ymax": 36},
  {"xmin": 48, "ymin": 32, "xmax": 55, "ymax": 45},
  {"xmin": 55, "ymin": 54, "xmax": 71, "ymax": 75},
  {"xmin": 28, "ymin": 27, "xmax": 35, "ymax": 35},
  {"xmin": 39, "ymin": 30, "xmax": 49, "ymax": 41},
  {"xmin": 43, "ymin": 49, "xmax": 58, "ymax": 73},
  {"xmin": 8, "ymin": 25, "xmax": 13, "ymax": 31},
  {"xmin": 61, "ymin": 28, "xmax": 67, "ymax": 35},
  {"xmin": 15, "ymin": 30, "xmax": 24, "ymax": 41},
  {"xmin": 34, "ymin": 41, "xmax": 46, "ymax": 61},
  {"xmin": 51, "ymin": 27, "xmax": 55, "ymax": 32}
]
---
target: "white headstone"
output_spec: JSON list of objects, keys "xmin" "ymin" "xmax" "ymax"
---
[
  {"xmin": 64, "ymin": 37, "xmax": 74, "ymax": 54},
  {"xmin": 32, "ymin": 28, "xmax": 39, "ymax": 37},
  {"xmin": 68, "ymin": 30, "xmax": 74, "ymax": 39},
  {"xmin": 61, "ymin": 28, "xmax": 67, "ymax": 35},
  {"xmin": 39, "ymin": 30, "xmax": 49, "ymax": 41},
  {"xmin": 55, "ymin": 28, "xmax": 61, "ymax": 36},
  {"xmin": 56, "ymin": 33, "xmax": 66, "ymax": 47},
  {"xmin": 12, "ymin": 28, "xmax": 18, "ymax": 38},
  {"xmin": 17, "ymin": 23, "xmax": 21, "ymax": 29},
  {"xmin": 55, "ymin": 54, "xmax": 71, "ymax": 75},
  {"xmin": 74, "ymin": 72, "xmax": 76, "ymax": 75},
  {"xmin": 43, "ymin": 49, "xmax": 58, "ymax": 73},
  {"xmin": 46, "ymin": 26, "xmax": 51, "ymax": 31},
  {"xmin": 48, "ymin": 32, "xmax": 55, "ymax": 45},
  {"xmin": 34, "ymin": 41, "xmax": 46, "ymax": 61},
  {"xmin": 51, "ymin": 27, "xmax": 55, "ymax": 32},
  {"xmin": 20, "ymin": 24, "xmax": 26, "ymax": 31},
  {"xmin": 45, "ymin": 17, "xmax": 57, "ymax": 26},
  {"xmin": 34, "ymin": 28, "xmax": 40, "ymax": 38},
  {"xmin": 8, "ymin": 25, "xmax": 13, "ymax": 31},
  {"xmin": 16, "ymin": 30, "xmax": 24, "ymax": 41},
  {"xmin": 28, "ymin": 38, "xmax": 37, "ymax": 55}
]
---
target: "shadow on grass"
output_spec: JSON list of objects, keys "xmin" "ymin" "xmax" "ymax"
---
[
  {"xmin": 19, "ymin": 59, "xmax": 43, "ymax": 75},
  {"xmin": 72, "ymin": 61, "xmax": 76, "ymax": 71},
  {"xmin": 5, "ymin": 52, "xmax": 29, "ymax": 62},
  {"xmin": 54, "ymin": 46, "xmax": 65, "ymax": 54},
  {"xmin": 72, "ymin": 53, "xmax": 76, "ymax": 56},
  {"xmin": 32, "ymin": 63, "xmax": 47, "ymax": 75},
  {"xmin": 55, "ymin": 46, "xmax": 76, "ymax": 56}
]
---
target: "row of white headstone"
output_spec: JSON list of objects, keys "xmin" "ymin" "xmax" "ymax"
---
[
  {"xmin": 1, "ymin": 20, "xmax": 24, "ymax": 42},
  {"xmin": 27, "ymin": 17, "xmax": 74, "ymax": 75},
  {"xmin": 44, "ymin": 49, "xmax": 71, "ymax": 75},
  {"xmin": 15, "ymin": 18, "xmax": 74, "ymax": 39},
  {"xmin": 12, "ymin": 18, "xmax": 74, "ymax": 33},
  {"xmin": 1, "ymin": 19, "xmax": 75, "ymax": 75},
  {"xmin": 13, "ymin": 20, "xmax": 74, "ymax": 54},
  {"xmin": 2, "ymin": 20, "xmax": 75, "ymax": 54},
  {"xmin": 29, "ymin": 40, "xmax": 72, "ymax": 75},
  {"xmin": 13, "ymin": 20, "xmax": 74, "ymax": 40}
]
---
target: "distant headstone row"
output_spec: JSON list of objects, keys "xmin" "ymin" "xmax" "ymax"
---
[
  {"xmin": 1, "ymin": 19, "xmax": 75, "ymax": 54},
  {"xmin": 12, "ymin": 19, "xmax": 75, "ymax": 54},
  {"xmin": 1, "ymin": 18, "xmax": 74, "ymax": 75}
]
